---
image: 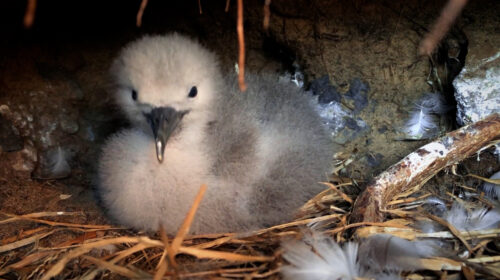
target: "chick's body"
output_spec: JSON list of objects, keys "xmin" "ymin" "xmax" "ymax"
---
[{"xmin": 98, "ymin": 34, "xmax": 332, "ymax": 234}]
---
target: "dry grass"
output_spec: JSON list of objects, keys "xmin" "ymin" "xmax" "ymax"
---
[{"xmin": 1, "ymin": 155, "xmax": 499, "ymax": 279}]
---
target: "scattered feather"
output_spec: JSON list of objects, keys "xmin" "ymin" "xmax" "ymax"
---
[
  {"xmin": 401, "ymin": 93, "xmax": 451, "ymax": 140},
  {"xmin": 423, "ymin": 197, "xmax": 447, "ymax": 216},
  {"xmin": 418, "ymin": 93, "xmax": 451, "ymax": 115},
  {"xmin": 358, "ymin": 234, "xmax": 442, "ymax": 272},
  {"xmin": 495, "ymin": 144, "xmax": 500, "ymax": 162},
  {"xmin": 40, "ymin": 147, "xmax": 71, "ymax": 179},
  {"xmin": 403, "ymin": 109, "xmax": 438, "ymax": 139},
  {"xmin": 443, "ymin": 202, "xmax": 500, "ymax": 231},
  {"xmin": 482, "ymin": 170, "xmax": 500, "ymax": 199},
  {"xmin": 281, "ymin": 233, "xmax": 446, "ymax": 280},
  {"xmin": 278, "ymin": 71, "xmax": 305, "ymax": 88},
  {"xmin": 281, "ymin": 235, "xmax": 359, "ymax": 280},
  {"xmin": 291, "ymin": 71, "xmax": 305, "ymax": 88}
]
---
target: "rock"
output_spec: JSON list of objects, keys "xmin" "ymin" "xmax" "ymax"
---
[
  {"xmin": 345, "ymin": 117, "xmax": 360, "ymax": 131},
  {"xmin": 344, "ymin": 78, "xmax": 369, "ymax": 114},
  {"xmin": 313, "ymin": 95, "xmax": 370, "ymax": 145},
  {"xmin": 11, "ymin": 140, "xmax": 37, "ymax": 178},
  {"xmin": 333, "ymin": 117, "xmax": 370, "ymax": 145},
  {"xmin": 362, "ymin": 153, "xmax": 384, "ymax": 167},
  {"xmin": 0, "ymin": 113, "xmax": 23, "ymax": 152},
  {"xmin": 0, "ymin": 104, "xmax": 10, "ymax": 115},
  {"xmin": 454, "ymin": 50, "xmax": 500, "ymax": 126},
  {"xmin": 315, "ymin": 101, "xmax": 349, "ymax": 136},
  {"xmin": 310, "ymin": 75, "xmax": 341, "ymax": 104},
  {"xmin": 378, "ymin": 125, "xmax": 388, "ymax": 133},
  {"xmin": 60, "ymin": 118, "xmax": 79, "ymax": 134}
]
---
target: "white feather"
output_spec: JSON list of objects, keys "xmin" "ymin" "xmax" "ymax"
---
[
  {"xmin": 482, "ymin": 170, "xmax": 500, "ymax": 199},
  {"xmin": 43, "ymin": 147, "xmax": 71, "ymax": 179},
  {"xmin": 494, "ymin": 144, "xmax": 500, "ymax": 162},
  {"xmin": 417, "ymin": 197, "xmax": 447, "ymax": 232},
  {"xmin": 281, "ymin": 233, "xmax": 445, "ymax": 280},
  {"xmin": 281, "ymin": 236, "xmax": 359, "ymax": 280},
  {"xmin": 443, "ymin": 202, "xmax": 500, "ymax": 231},
  {"xmin": 402, "ymin": 93, "xmax": 450, "ymax": 139},
  {"xmin": 358, "ymin": 234, "xmax": 441, "ymax": 272},
  {"xmin": 418, "ymin": 93, "xmax": 451, "ymax": 115}
]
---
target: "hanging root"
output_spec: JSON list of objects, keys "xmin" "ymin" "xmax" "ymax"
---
[
  {"xmin": 419, "ymin": 0, "xmax": 468, "ymax": 56},
  {"xmin": 136, "ymin": 0, "xmax": 149, "ymax": 27},
  {"xmin": 23, "ymin": 0, "xmax": 37, "ymax": 28},
  {"xmin": 237, "ymin": 0, "xmax": 247, "ymax": 91}
]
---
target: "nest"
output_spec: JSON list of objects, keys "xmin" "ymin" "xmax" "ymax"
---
[{"xmin": 1, "ymin": 114, "xmax": 499, "ymax": 279}]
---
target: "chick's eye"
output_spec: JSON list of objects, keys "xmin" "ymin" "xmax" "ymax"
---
[
  {"xmin": 188, "ymin": 86, "xmax": 197, "ymax": 98},
  {"xmin": 132, "ymin": 89, "xmax": 138, "ymax": 101}
]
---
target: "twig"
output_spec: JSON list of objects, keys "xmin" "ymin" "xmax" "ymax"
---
[
  {"xmin": 1, "ymin": 227, "xmax": 48, "ymax": 244},
  {"xmin": 82, "ymin": 255, "xmax": 147, "ymax": 278},
  {"xmin": 327, "ymin": 220, "xmax": 409, "ymax": 235},
  {"xmin": 358, "ymin": 227, "xmax": 500, "ymax": 240},
  {"xmin": 0, "ymin": 211, "xmax": 83, "ymax": 225},
  {"xmin": 170, "ymin": 184, "xmax": 207, "ymax": 264},
  {"xmin": 351, "ymin": 113, "xmax": 500, "ymax": 223},
  {"xmin": 419, "ymin": 0, "xmax": 468, "ymax": 56},
  {"xmin": 136, "ymin": 0, "xmax": 149, "ymax": 27},
  {"xmin": 423, "ymin": 212, "xmax": 474, "ymax": 253},
  {"xmin": 154, "ymin": 227, "xmax": 170, "ymax": 279},
  {"xmin": 320, "ymin": 182, "xmax": 353, "ymax": 204},
  {"xmin": 178, "ymin": 246, "xmax": 273, "ymax": 262},
  {"xmin": 23, "ymin": 0, "xmax": 37, "ymax": 28},
  {"xmin": 1, "ymin": 213, "xmax": 113, "ymax": 229},
  {"xmin": 467, "ymin": 173, "xmax": 500, "ymax": 185},
  {"xmin": 237, "ymin": 0, "xmax": 247, "ymax": 91},
  {"xmin": 244, "ymin": 213, "xmax": 342, "ymax": 237},
  {"xmin": 225, "ymin": 0, "xmax": 231, "ymax": 12},
  {"xmin": 468, "ymin": 256, "xmax": 500, "ymax": 263},
  {"xmin": 178, "ymin": 266, "xmax": 263, "ymax": 278},
  {"xmin": 41, "ymin": 236, "xmax": 163, "ymax": 280},
  {"xmin": 419, "ymin": 257, "xmax": 462, "ymax": 271},
  {"xmin": 0, "ymin": 230, "xmax": 55, "ymax": 253}
]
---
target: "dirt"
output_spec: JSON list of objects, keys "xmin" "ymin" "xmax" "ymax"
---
[{"xmin": 0, "ymin": 0, "xmax": 499, "ymax": 260}]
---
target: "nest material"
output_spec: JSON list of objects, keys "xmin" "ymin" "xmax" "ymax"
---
[{"xmin": 1, "ymin": 115, "xmax": 500, "ymax": 279}]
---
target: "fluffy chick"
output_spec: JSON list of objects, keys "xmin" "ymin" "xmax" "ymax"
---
[{"xmin": 98, "ymin": 34, "xmax": 332, "ymax": 234}]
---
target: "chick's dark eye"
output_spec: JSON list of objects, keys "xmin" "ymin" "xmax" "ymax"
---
[
  {"xmin": 188, "ymin": 86, "xmax": 197, "ymax": 98},
  {"xmin": 131, "ymin": 89, "xmax": 138, "ymax": 101}
]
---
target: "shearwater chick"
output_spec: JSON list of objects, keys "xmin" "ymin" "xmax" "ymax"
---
[{"xmin": 98, "ymin": 33, "xmax": 332, "ymax": 234}]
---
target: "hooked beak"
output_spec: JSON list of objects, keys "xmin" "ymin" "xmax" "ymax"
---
[{"xmin": 145, "ymin": 107, "xmax": 188, "ymax": 163}]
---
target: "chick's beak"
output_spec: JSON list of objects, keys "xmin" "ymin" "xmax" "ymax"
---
[{"xmin": 146, "ymin": 107, "xmax": 187, "ymax": 163}]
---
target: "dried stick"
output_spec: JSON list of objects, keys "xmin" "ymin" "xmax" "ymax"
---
[
  {"xmin": 351, "ymin": 113, "xmax": 500, "ymax": 223},
  {"xmin": 419, "ymin": 0, "xmax": 468, "ymax": 56},
  {"xmin": 237, "ymin": 0, "xmax": 247, "ymax": 91},
  {"xmin": 136, "ymin": 0, "xmax": 149, "ymax": 27},
  {"xmin": 23, "ymin": 0, "xmax": 37, "ymax": 28},
  {"xmin": 168, "ymin": 184, "xmax": 206, "ymax": 269}
]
